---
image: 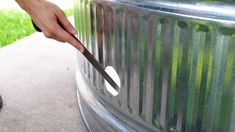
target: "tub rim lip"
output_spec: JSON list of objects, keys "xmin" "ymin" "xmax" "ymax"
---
[{"xmin": 98, "ymin": 0, "xmax": 235, "ymax": 26}]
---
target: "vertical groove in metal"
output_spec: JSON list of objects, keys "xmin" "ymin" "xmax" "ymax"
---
[
  {"xmin": 102, "ymin": 5, "xmax": 108, "ymax": 97},
  {"xmin": 110, "ymin": 6, "xmax": 116, "ymax": 68},
  {"xmin": 167, "ymin": 21, "xmax": 180, "ymax": 130},
  {"xmin": 125, "ymin": 13, "xmax": 132, "ymax": 113},
  {"xmin": 103, "ymin": 6, "xmax": 114, "ymax": 98},
  {"xmin": 115, "ymin": 8, "xmax": 123, "ymax": 72},
  {"xmin": 174, "ymin": 21, "xmax": 183, "ymax": 132},
  {"xmin": 144, "ymin": 17, "xmax": 155, "ymax": 124},
  {"xmin": 185, "ymin": 24, "xmax": 208, "ymax": 132},
  {"xmin": 230, "ymin": 89, "xmax": 235, "ymax": 132},
  {"xmin": 96, "ymin": 4, "xmax": 103, "ymax": 67},
  {"xmin": 139, "ymin": 14, "xmax": 147, "ymax": 120},
  {"xmin": 110, "ymin": 5, "xmax": 122, "ymax": 107},
  {"xmin": 160, "ymin": 18, "xmax": 174, "ymax": 132},
  {"xmin": 220, "ymin": 34, "xmax": 235, "ymax": 132},
  {"xmin": 90, "ymin": 2, "xmax": 98, "ymax": 88},
  {"xmin": 207, "ymin": 32, "xmax": 226, "ymax": 132},
  {"xmin": 82, "ymin": 0, "xmax": 89, "ymax": 75},
  {"xmin": 152, "ymin": 18, "xmax": 163, "ymax": 129},
  {"xmin": 230, "ymin": 37, "xmax": 235, "ymax": 132},
  {"xmin": 96, "ymin": 3, "xmax": 105, "ymax": 95},
  {"xmin": 175, "ymin": 21, "xmax": 190, "ymax": 132},
  {"xmin": 119, "ymin": 10, "xmax": 129, "ymax": 112},
  {"xmin": 167, "ymin": 20, "xmax": 185, "ymax": 132},
  {"xmin": 229, "ymin": 50, "xmax": 235, "ymax": 132},
  {"xmin": 213, "ymin": 34, "xmax": 229, "ymax": 132},
  {"xmin": 104, "ymin": 6, "xmax": 115, "ymax": 66},
  {"xmin": 201, "ymin": 29, "xmax": 214, "ymax": 132},
  {"xmin": 103, "ymin": 6, "xmax": 109, "ymax": 67},
  {"xmin": 195, "ymin": 26, "xmax": 212, "ymax": 132},
  {"xmin": 78, "ymin": 0, "xmax": 86, "ymax": 74},
  {"xmin": 86, "ymin": 2, "xmax": 93, "ymax": 81},
  {"xmin": 114, "ymin": 9, "xmax": 123, "ymax": 73},
  {"xmin": 129, "ymin": 15, "xmax": 140, "ymax": 117}
]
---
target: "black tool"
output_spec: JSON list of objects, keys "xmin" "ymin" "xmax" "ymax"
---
[
  {"xmin": 32, "ymin": 21, "xmax": 120, "ymax": 91},
  {"xmin": 0, "ymin": 95, "xmax": 2, "ymax": 109}
]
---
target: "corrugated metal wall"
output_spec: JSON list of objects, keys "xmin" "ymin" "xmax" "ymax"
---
[{"xmin": 74, "ymin": 0, "xmax": 235, "ymax": 131}]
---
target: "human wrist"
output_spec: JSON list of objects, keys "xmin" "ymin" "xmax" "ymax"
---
[{"xmin": 15, "ymin": 0, "xmax": 44, "ymax": 14}]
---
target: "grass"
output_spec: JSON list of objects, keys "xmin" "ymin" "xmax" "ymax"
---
[
  {"xmin": 0, "ymin": 9, "xmax": 35, "ymax": 47},
  {"xmin": 0, "ymin": 8, "xmax": 73, "ymax": 48}
]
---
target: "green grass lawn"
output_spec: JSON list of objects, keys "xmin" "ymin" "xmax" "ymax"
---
[
  {"xmin": 0, "ymin": 9, "xmax": 35, "ymax": 47},
  {"xmin": 0, "ymin": 9, "xmax": 73, "ymax": 48}
]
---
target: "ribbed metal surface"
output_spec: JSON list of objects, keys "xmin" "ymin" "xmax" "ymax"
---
[{"xmin": 74, "ymin": 0, "xmax": 235, "ymax": 131}]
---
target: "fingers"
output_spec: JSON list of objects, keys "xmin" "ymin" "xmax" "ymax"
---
[
  {"xmin": 23, "ymin": 1, "xmax": 84, "ymax": 52},
  {"xmin": 57, "ymin": 27, "xmax": 84, "ymax": 52},
  {"xmin": 56, "ymin": 8, "xmax": 77, "ymax": 35},
  {"xmin": 43, "ymin": 22, "xmax": 84, "ymax": 52}
]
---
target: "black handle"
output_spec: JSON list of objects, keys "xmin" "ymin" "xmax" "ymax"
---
[
  {"xmin": 32, "ymin": 20, "xmax": 42, "ymax": 32},
  {"xmin": 32, "ymin": 20, "xmax": 63, "ymax": 32}
]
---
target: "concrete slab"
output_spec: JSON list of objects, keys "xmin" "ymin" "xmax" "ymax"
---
[{"xmin": 0, "ymin": 21, "xmax": 88, "ymax": 131}]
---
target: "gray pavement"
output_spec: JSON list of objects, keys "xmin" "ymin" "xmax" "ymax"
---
[{"xmin": 0, "ymin": 29, "xmax": 88, "ymax": 131}]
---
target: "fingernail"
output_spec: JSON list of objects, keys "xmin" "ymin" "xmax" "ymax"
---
[
  {"xmin": 71, "ymin": 28, "xmax": 77, "ymax": 34},
  {"xmin": 79, "ymin": 45, "xmax": 85, "ymax": 53}
]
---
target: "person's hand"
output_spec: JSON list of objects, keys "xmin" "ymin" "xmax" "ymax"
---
[{"xmin": 16, "ymin": 0, "xmax": 84, "ymax": 52}]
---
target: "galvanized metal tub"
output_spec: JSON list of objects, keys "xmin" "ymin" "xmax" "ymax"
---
[{"xmin": 74, "ymin": 0, "xmax": 235, "ymax": 131}]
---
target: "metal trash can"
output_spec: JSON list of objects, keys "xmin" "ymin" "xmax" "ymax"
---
[{"xmin": 74, "ymin": 0, "xmax": 235, "ymax": 131}]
